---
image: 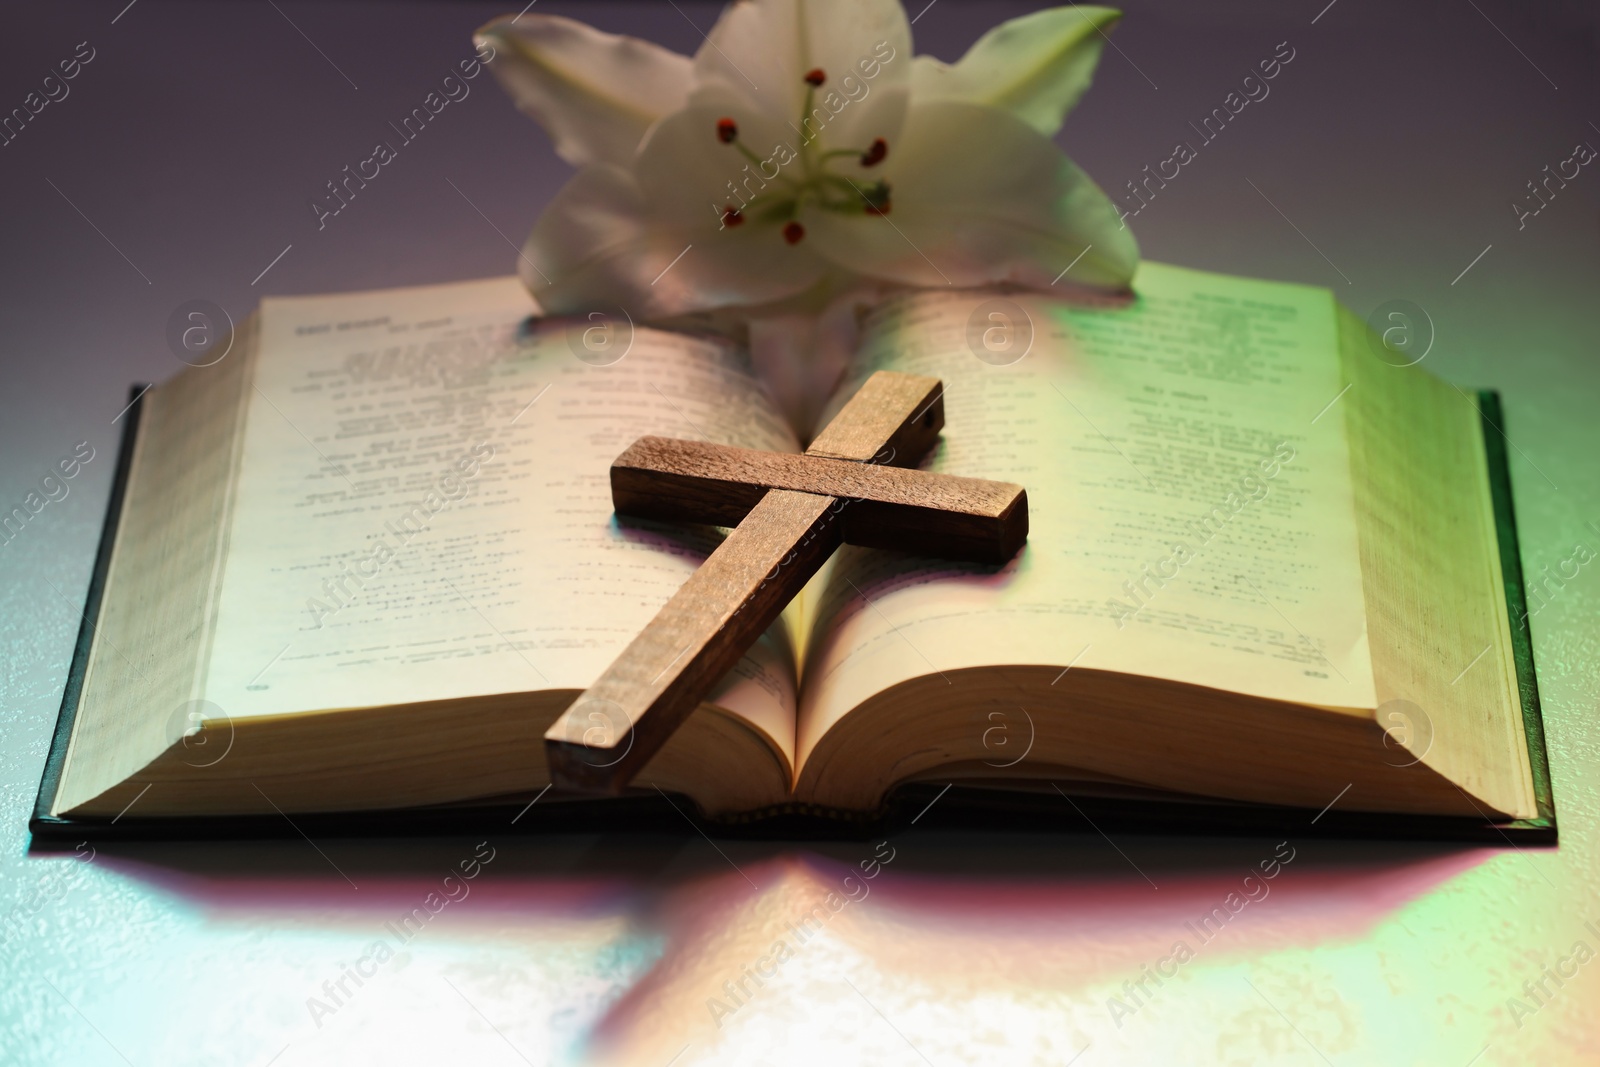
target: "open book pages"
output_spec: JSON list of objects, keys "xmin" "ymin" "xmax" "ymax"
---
[
  {"xmin": 52, "ymin": 264, "xmax": 1536, "ymax": 823},
  {"xmin": 802, "ymin": 266, "xmax": 1373, "ymax": 726},
  {"xmin": 795, "ymin": 263, "xmax": 1531, "ymax": 818},
  {"xmin": 56, "ymin": 279, "xmax": 805, "ymax": 817}
]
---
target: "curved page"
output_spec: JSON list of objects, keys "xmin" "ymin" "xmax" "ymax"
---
[
  {"xmin": 799, "ymin": 263, "xmax": 1377, "ymax": 769},
  {"xmin": 202, "ymin": 277, "xmax": 800, "ymax": 768}
]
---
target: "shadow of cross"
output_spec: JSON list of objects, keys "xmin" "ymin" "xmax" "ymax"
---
[{"xmin": 545, "ymin": 371, "xmax": 1029, "ymax": 793}]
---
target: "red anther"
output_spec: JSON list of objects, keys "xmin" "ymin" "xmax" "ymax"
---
[
  {"xmin": 783, "ymin": 221, "xmax": 806, "ymax": 244},
  {"xmin": 716, "ymin": 117, "xmax": 739, "ymax": 143},
  {"xmin": 721, "ymin": 205, "xmax": 744, "ymax": 227},
  {"xmin": 804, "ymin": 68, "xmax": 826, "ymax": 87},
  {"xmin": 860, "ymin": 137, "xmax": 888, "ymax": 167}
]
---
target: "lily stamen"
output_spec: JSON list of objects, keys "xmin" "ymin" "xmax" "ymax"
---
[
  {"xmin": 731, "ymin": 138, "xmax": 769, "ymax": 169},
  {"xmin": 714, "ymin": 79, "xmax": 896, "ymax": 243}
]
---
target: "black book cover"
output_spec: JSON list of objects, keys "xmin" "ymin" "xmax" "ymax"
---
[{"xmin": 29, "ymin": 387, "xmax": 1556, "ymax": 844}]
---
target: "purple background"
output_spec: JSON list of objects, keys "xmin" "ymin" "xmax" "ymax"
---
[{"xmin": 1, "ymin": 4, "xmax": 1597, "ymax": 1064}]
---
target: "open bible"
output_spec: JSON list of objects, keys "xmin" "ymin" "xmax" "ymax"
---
[{"xmin": 32, "ymin": 262, "xmax": 1554, "ymax": 840}]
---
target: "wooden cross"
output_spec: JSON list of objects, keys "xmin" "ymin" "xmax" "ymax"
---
[{"xmin": 545, "ymin": 371, "xmax": 1028, "ymax": 792}]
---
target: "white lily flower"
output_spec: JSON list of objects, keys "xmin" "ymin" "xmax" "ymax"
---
[
  {"xmin": 477, "ymin": 2, "xmax": 1137, "ymax": 431},
  {"xmin": 476, "ymin": 1, "xmax": 1138, "ymax": 321}
]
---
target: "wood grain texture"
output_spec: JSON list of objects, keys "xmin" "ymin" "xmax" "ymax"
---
[
  {"xmin": 805, "ymin": 371, "xmax": 944, "ymax": 466},
  {"xmin": 611, "ymin": 436, "xmax": 1028, "ymax": 563},
  {"xmin": 545, "ymin": 370, "xmax": 1025, "ymax": 793},
  {"xmin": 546, "ymin": 488, "xmax": 839, "ymax": 792}
]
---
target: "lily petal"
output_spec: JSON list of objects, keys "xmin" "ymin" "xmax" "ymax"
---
[
  {"xmin": 475, "ymin": 14, "xmax": 691, "ymax": 167},
  {"xmin": 910, "ymin": 6, "xmax": 1120, "ymax": 137},
  {"xmin": 690, "ymin": 0, "xmax": 912, "ymax": 151},
  {"xmin": 803, "ymin": 101, "xmax": 1138, "ymax": 291},
  {"xmin": 644, "ymin": 91, "xmax": 806, "ymax": 219},
  {"xmin": 525, "ymin": 160, "xmax": 830, "ymax": 319}
]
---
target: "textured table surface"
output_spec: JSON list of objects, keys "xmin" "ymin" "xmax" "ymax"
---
[{"xmin": 1, "ymin": 2, "xmax": 1596, "ymax": 1064}]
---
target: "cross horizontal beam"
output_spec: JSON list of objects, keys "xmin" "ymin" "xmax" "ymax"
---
[
  {"xmin": 542, "ymin": 371, "xmax": 1028, "ymax": 795},
  {"xmin": 612, "ymin": 436, "xmax": 1028, "ymax": 563}
]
